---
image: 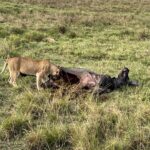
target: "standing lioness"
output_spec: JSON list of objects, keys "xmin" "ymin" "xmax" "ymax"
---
[{"xmin": 1, "ymin": 56, "xmax": 60, "ymax": 90}]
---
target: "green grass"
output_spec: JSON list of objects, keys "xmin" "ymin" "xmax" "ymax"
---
[{"xmin": 0, "ymin": 0, "xmax": 150, "ymax": 149}]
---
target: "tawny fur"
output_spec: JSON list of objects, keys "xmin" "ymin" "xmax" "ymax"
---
[{"xmin": 1, "ymin": 56, "xmax": 60, "ymax": 90}]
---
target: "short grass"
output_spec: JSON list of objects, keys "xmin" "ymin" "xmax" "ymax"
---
[{"xmin": 0, "ymin": 0, "xmax": 150, "ymax": 149}]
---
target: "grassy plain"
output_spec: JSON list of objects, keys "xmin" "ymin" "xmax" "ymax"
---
[{"xmin": 0, "ymin": 0, "xmax": 150, "ymax": 149}]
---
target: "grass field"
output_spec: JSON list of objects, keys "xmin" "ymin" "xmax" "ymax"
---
[{"xmin": 0, "ymin": 0, "xmax": 150, "ymax": 149}]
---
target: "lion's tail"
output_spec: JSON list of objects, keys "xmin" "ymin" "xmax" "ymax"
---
[{"xmin": 0, "ymin": 55, "xmax": 10, "ymax": 74}]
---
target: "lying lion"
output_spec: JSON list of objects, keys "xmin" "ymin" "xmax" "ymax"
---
[{"xmin": 0, "ymin": 56, "xmax": 60, "ymax": 90}]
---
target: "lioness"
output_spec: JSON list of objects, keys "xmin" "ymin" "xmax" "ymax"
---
[{"xmin": 0, "ymin": 56, "xmax": 60, "ymax": 90}]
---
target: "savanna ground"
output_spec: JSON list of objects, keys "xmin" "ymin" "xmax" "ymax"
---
[{"xmin": 0, "ymin": 0, "xmax": 150, "ymax": 149}]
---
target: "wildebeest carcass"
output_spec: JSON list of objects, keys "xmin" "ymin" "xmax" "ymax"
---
[{"xmin": 42, "ymin": 67, "xmax": 139, "ymax": 95}]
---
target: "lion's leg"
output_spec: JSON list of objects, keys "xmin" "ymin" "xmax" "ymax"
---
[
  {"xmin": 8, "ymin": 71, "xmax": 18, "ymax": 87},
  {"xmin": 8, "ymin": 76, "xmax": 13, "ymax": 84},
  {"xmin": 11, "ymin": 72, "xmax": 18, "ymax": 87},
  {"xmin": 7, "ymin": 62, "xmax": 19, "ymax": 87},
  {"xmin": 8, "ymin": 69, "xmax": 14, "ymax": 85},
  {"xmin": 36, "ymin": 72, "xmax": 44, "ymax": 90},
  {"xmin": 8, "ymin": 71, "xmax": 12, "ymax": 84},
  {"xmin": 8, "ymin": 67, "xmax": 12, "ymax": 84}
]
